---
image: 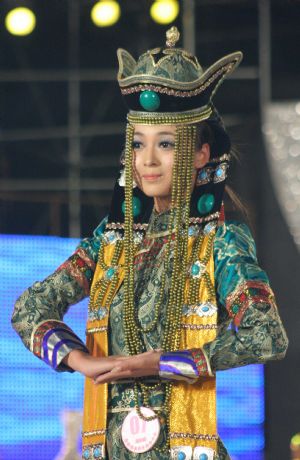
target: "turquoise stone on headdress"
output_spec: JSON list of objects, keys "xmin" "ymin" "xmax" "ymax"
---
[
  {"xmin": 139, "ymin": 90, "xmax": 160, "ymax": 111},
  {"xmin": 215, "ymin": 166, "xmax": 224, "ymax": 177},
  {"xmin": 197, "ymin": 193, "xmax": 215, "ymax": 215},
  {"xmin": 117, "ymin": 26, "xmax": 243, "ymax": 113}
]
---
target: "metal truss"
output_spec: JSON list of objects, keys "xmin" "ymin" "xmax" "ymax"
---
[{"xmin": 0, "ymin": 0, "xmax": 267, "ymax": 237}]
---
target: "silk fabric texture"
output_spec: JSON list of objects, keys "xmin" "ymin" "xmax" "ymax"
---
[{"xmin": 83, "ymin": 222, "xmax": 218, "ymax": 456}]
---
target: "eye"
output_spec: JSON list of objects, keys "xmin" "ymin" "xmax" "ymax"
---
[
  {"xmin": 159, "ymin": 140, "xmax": 175, "ymax": 149},
  {"xmin": 132, "ymin": 140, "xmax": 143, "ymax": 149}
]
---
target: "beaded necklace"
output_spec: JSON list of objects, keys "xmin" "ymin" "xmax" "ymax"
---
[
  {"xmin": 122, "ymin": 123, "xmax": 199, "ymax": 451},
  {"xmin": 87, "ymin": 121, "xmax": 217, "ymax": 453}
]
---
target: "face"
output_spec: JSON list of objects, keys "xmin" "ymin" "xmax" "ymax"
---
[
  {"xmin": 133, "ymin": 124, "xmax": 176, "ymax": 202},
  {"xmin": 132, "ymin": 124, "xmax": 210, "ymax": 212}
]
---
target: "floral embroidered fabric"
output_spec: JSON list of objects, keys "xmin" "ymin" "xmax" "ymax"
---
[{"xmin": 11, "ymin": 213, "xmax": 288, "ymax": 460}]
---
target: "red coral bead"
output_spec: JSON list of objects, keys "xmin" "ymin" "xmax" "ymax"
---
[{"xmin": 76, "ymin": 258, "xmax": 85, "ymax": 267}]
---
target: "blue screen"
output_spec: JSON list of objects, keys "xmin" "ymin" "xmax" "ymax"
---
[{"xmin": 0, "ymin": 234, "xmax": 264, "ymax": 460}]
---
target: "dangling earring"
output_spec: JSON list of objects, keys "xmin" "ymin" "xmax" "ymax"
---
[
  {"xmin": 196, "ymin": 166, "xmax": 213, "ymax": 186},
  {"xmin": 118, "ymin": 168, "xmax": 137, "ymax": 188}
]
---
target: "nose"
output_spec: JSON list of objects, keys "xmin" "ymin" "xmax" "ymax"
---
[{"xmin": 143, "ymin": 143, "xmax": 158, "ymax": 166}]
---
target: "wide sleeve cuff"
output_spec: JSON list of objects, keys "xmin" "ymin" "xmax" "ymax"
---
[
  {"xmin": 159, "ymin": 350, "xmax": 199, "ymax": 384},
  {"xmin": 30, "ymin": 319, "xmax": 88, "ymax": 372},
  {"xmin": 189, "ymin": 347, "xmax": 214, "ymax": 377}
]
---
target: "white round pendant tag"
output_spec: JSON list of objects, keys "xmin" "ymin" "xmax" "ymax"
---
[{"xmin": 121, "ymin": 407, "xmax": 160, "ymax": 453}]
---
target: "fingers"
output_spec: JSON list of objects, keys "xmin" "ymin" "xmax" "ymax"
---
[
  {"xmin": 93, "ymin": 368, "xmax": 132, "ymax": 384},
  {"xmin": 89, "ymin": 351, "xmax": 162, "ymax": 383},
  {"xmin": 86, "ymin": 355, "xmax": 132, "ymax": 378},
  {"xmin": 93, "ymin": 365, "xmax": 157, "ymax": 384}
]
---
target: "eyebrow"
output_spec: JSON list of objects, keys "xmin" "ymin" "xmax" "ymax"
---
[{"xmin": 134, "ymin": 131, "xmax": 175, "ymax": 136}]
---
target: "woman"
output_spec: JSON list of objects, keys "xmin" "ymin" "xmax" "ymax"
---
[{"xmin": 12, "ymin": 27, "xmax": 288, "ymax": 460}]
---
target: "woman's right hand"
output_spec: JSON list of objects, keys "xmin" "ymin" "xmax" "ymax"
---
[{"xmin": 63, "ymin": 349, "xmax": 132, "ymax": 380}]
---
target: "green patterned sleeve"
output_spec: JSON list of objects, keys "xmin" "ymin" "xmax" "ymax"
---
[
  {"xmin": 11, "ymin": 216, "xmax": 107, "ymax": 372},
  {"xmin": 202, "ymin": 221, "xmax": 288, "ymax": 372}
]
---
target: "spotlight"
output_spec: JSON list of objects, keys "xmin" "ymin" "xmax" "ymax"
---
[
  {"xmin": 291, "ymin": 433, "xmax": 300, "ymax": 459},
  {"xmin": 91, "ymin": 0, "xmax": 121, "ymax": 27},
  {"xmin": 150, "ymin": 0, "xmax": 179, "ymax": 25},
  {"xmin": 5, "ymin": 7, "xmax": 36, "ymax": 36}
]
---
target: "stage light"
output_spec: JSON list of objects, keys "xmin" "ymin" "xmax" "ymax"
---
[
  {"xmin": 291, "ymin": 433, "xmax": 300, "ymax": 458},
  {"xmin": 5, "ymin": 7, "xmax": 36, "ymax": 36},
  {"xmin": 263, "ymin": 102, "xmax": 300, "ymax": 251},
  {"xmin": 150, "ymin": 0, "xmax": 179, "ymax": 25},
  {"xmin": 91, "ymin": 1, "xmax": 120, "ymax": 27}
]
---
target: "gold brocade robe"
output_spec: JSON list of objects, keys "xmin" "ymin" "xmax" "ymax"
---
[{"xmin": 82, "ymin": 212, "xmax": 218, "ymax": 459}]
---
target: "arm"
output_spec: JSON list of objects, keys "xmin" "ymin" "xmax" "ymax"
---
[
  {"xmin": 159, "ymin": 222, "xmax": 289, "ymax": 382},
  {"xmin": 11, "ymin": 216, "xmax": 107, "ymax": 372}
]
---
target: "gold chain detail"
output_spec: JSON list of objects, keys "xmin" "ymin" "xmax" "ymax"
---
[
  {"xmin": 121, "ymin": 63, "xmax": 234, "ymax": 98},
  {"xmin": 181, "ymin": 324, "xmax": 218, "ymax": 330},
  {"xmin": 127, "ymin": 106, "xmax": 212, "ymax": 125},
  {"xmin": 86, "ymin": 326, "xmax": 108, "ymax": 334},
  {"xmin": 82, "ymin": 429, "xmax": 106, "ymax": 437},
  {"xmin": 169, "ymin": 432, "xmax": 218, "ymax": 440}
]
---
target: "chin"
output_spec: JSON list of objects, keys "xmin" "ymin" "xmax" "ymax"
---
[{"xmin": 140, "ymin": 186, "xmax": 170, "ymax": 198}]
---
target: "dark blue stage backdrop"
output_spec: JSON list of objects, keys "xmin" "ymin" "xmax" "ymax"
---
[{"xmin": 0, "ymin": 234, "xmax": 264, "ymax": 460}]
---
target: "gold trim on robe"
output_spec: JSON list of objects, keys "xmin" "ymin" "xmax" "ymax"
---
[{"xmin": 82, "ymin": 232, "xmax": 217, "ymax": 456}]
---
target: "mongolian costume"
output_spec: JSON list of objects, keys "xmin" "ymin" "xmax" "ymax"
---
[{"xmin": 12, "ymin": 28, "xmax": 288, "ymax": 460}]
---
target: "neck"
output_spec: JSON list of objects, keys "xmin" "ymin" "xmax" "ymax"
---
[{"xmin": 153, "ymin": 196, "xmax": 172, "ymax": 213}]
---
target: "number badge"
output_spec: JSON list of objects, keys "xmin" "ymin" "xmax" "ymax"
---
[{"xmin": 121, "ymin": 407, "xmax": 160, "ymax": 453}]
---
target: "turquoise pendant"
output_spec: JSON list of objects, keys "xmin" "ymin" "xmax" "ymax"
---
[
  {"xmin": 122, "ymin": 196, "xmax": 141, "ymax": 217},
  {"xmin": 197, "ymin": 193, "xmax": 215, "ymax": 215},
  {"xmin": 139, "ymin": 90, "xmax": 160, "ymax": 111},
  {"xmin": 106, "ymin": 267, "xmax": 116, "ymax": 278},
  {"xmin": 190, "ymin": 260, "xmax": 206, "ymax": 279},
  {"xmin": 191, "ymin": 264, "xmax": 200, "ymax": 276}
]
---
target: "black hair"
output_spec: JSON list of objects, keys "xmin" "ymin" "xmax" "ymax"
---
[{"xmin": 195, "ymin": 121, "xmax": 250, "ymax": 222}]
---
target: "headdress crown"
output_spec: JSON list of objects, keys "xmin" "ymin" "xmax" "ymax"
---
[{"xmin": 117, "ymin": 26, "xmax": 242, "ymax": 106}]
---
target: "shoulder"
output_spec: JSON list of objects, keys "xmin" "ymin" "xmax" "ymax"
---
[
  {"xmin": 215, "ymin": 220, "xmax": 253, "ymax": 242},
  {"xmin": 93, "ymin": 215, "xmax": 108, "ymax": 238},
  {"xmin": 213, "ymin": 220, "xmax": 269, "ymax": 305},
  {"xmin": 214, "ymin": 220, "xmax": 257, "ymax": 260},
  {"xmin": 77, "ymin": 215, "xmax": 108, "ymax": 263}
]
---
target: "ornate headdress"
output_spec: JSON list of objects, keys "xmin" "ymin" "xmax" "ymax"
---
[{"xmin": 106, "ymin": 26, "xmax": 242, "ymax": 231}]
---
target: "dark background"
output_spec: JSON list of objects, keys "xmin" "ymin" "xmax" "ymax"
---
[{"xmin": 0, "ymin": 1, "xmax": 299, "ymax": 458}]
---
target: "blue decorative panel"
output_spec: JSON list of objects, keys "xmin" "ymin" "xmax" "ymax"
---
[{"xmin": 0, "ymin": 234, "xmax": 264, "ymax": 460}]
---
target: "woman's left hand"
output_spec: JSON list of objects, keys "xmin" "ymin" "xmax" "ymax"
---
[{"xmin": 93, "ymin": 350, "xmax": 162, "ymax": 384}]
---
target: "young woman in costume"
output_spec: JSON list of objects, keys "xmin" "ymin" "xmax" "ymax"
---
[{"xmin": 12, "ymin": 27, "xmax": 288, "ymax": 460}]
